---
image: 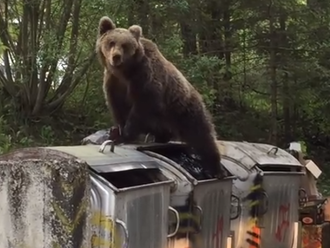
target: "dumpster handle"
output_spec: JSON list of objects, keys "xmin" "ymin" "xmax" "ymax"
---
[
  {"xmin": 116, "ymin": 219, "xmax": 129, "ymax": 248},
  {"xmin": 260, "ymin": 191, "xmax": 269, "ymax": 215},
  {"xmin": 168, "ymin": 206, "xmax": 180, "ymax": 238},
  {"xmin": 267, "ymin": 147, "xmax": 278, "ymax": 155},
  {"xmin": 298, "ymin": 188, "xmax": 308, "ymax": 206},
  {"xmin": 99, "ymin": 140, "xmax": 115, "ymax": 153},
  {"xmin": 230, "ymin": 194, "xmax": 241, "ymax": 220},
  {"xmin": 299, "ymin": 188, "xmax": 307, "ymax": 197},
  {"xmin": 194, "ymin": 205, "xmax": 203, "ymax": 232}
]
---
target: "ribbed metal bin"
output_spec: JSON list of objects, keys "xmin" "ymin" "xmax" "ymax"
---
[{"xmin": 217, "ymin": 141, "xmax": 304, "ymax": 248}]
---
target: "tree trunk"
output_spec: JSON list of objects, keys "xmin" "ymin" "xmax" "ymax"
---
[
  {"xmin": 133, "ymin": 0, "xmax": 149, "ymax": 36},
  {"xmin": 180, "ymin": 21, "xmax": 197, "ymax": 56},
  {"xmin": 279, "ymin": 14, "xmax": 291, "ymax": 144},
  {"xmin": 223, "ymin": 0, "xmax": 232, "ymax": 82},
  {"xmin": 269, "ymin": 3, "xmax": 278, "ymax": 145}
]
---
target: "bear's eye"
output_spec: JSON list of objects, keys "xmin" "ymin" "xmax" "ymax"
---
[
  {"xmin": 122, "ymin": 44, "xmax": 127, "ymax": 51},
  {"xmin": 109, "ymin": 41, "xmax": 115, "ymax": 47}
]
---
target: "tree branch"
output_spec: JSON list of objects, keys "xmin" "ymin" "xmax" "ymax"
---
[
  {"xmin": 46, "ymin": 52, "xmax": 96, "ymax": 113},
  {"xmin": 45, "ymin": 0, "xmax": 75, "ymax": 93},
  {"xmin": 50, "ymin": 0, "xmax": 82, "ymax": 100}
]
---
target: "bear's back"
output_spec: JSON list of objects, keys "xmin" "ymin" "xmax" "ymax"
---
[{"xmin": 140, "ymin": 38, "xmax": 203, "ymax": 104}]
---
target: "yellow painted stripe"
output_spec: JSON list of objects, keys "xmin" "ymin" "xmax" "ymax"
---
[
  {"xmin": 91, "ymin": 211, "xmax": 114, "ymax": 231},
  {"xmin": 250, "ymin": 185, "xmax": 261, "ymax": 191}
]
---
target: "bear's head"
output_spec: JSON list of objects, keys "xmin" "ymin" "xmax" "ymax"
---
[{"xmin": 96, "ymin": 16, "xmax": 144, "ymax": 68}]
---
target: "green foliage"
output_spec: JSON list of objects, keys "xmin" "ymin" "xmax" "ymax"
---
[
  {"xmin": 1, "ymin": 0, "xmax": 330, "ymax": 190},
  {"xmin": 0, "ymin": 117, "xmax": 13, "ymax": 154},
  {"xmin": 300, "ymin": 141, "xmax": 307, "ymax": 154},
  {"xmin": 317, "ymin": 175, "xmax": 330, "ymax": 196}
]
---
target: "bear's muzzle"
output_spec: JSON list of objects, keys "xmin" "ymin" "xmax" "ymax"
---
[{"xmin": 110, "ymin": 54, "xmax": 123, "ymax": 66}]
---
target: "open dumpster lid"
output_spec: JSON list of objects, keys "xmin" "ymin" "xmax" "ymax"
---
[
  {"xmin": 216, "ymin": 141, "xmax": 303, "ymax": 170},
  {"xmin": 134, "ymin": 140, "xmax": 302, "ymax": 170},
  {"xmin": 46, "ymin": 145, "xmax": 160, "ymax": 173}
]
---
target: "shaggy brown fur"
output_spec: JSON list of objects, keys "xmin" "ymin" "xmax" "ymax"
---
[
  {"xmin": 96, "ymin": 16, "xmax": 227, "ymax": 178},
  {"xmin": 96, "ymin": 17, "xmax": 171, "ymax": 143}
]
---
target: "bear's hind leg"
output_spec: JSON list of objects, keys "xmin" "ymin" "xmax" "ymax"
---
[
  {"xmin": 193, "ymin": 134, "xmax": 227, "ymax": 179},
  {"xmin": 177, "ymin": 116, "xmax": 228, "ymax": 179}
]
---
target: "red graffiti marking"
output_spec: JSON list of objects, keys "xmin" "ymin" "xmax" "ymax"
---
[
  {"xmin": 275, "ymin": 203, "xmax": 290, "ymax": 242},
  {"xmin": 213, "ymin": 216, "xmax": 223, "ymax": 248}
]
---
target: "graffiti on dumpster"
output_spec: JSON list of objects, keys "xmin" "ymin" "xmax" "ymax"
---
[
  {"xmin": 171, "ymin": 194, "xmax": 201, "ymax": 236},
  {"xmin": 275, "ymin": 203, "xmax": 290, "ymax": 242},
  {"xmin": 302, "ymin": 225, "xmax": 322, "ymax": 248},
  {"xmin": 91, "ymin": 211, "xmax": 115, "ymax": 248},
  {"xmin": 246, "ymin": 219, "xmax": 261, "ymax": 248},
  {"xmin": 90, "ymin": 211, "xmax": 129, "ymax": 248},
  {"xmin": 244, "ymin": 173, "xmax": 263, "ymax": 248},
  {"xmin": 212, "ymin": 215, "xmax": 223, "ymax": 247}
]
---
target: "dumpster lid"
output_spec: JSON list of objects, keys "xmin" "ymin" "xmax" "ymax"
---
[
  {"xmin": 46, "ymin": 145, "xmax": 161, "ymax": 173},
  {"xmin": 134, "ymin": 142, "xmax": 231, "ymax": 180},
  {"xmin": 216, "ymin": 140, "xmax": 302, "ymax": 170}
]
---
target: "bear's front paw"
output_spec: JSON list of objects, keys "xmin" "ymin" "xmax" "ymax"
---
[
  {"xmin": 109, "ymin": 125, "xmax": 126, "ymax": 145},
  {"xmin": 109, "ymin": 125, "xmax": 121, "ymax": 140}
]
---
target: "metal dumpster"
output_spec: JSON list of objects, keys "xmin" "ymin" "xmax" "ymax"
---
[
  {"xmin": 216, "ymin": 141, "xmax": 304, "ymax": 248},
  {"xmin": 135, "ymin": 142, "xmax": 236, "ymax": 248},
  {"xmin": 47, "ymin": 143, "xmax": 178, "ymax": 248},
  {"xmin": 82, "ymin": 130, "xmax": 237, "ymax": 248}
]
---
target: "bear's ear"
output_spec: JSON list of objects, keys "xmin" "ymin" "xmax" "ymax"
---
[
  {"xmin": 98, "ymin": 16, "xmax": 116, "ymax": 36},
  {"xmin": 128, "ymin": 25, "xmax": 143, "ymax": 41}
]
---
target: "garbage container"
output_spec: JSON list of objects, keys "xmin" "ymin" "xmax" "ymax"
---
[
  {"xmin": 81, "ymin": 130, "xmax": 237, "ymax": 248},
  {"xmin": 136, "ymin": 142, "xmax": 236, "ymax": 248},
  {"xmin": 216, "ymin": 141, "xmax": 304, "ymax": 248},
  {"xmin": 48, "ymin": 143, "xmax": 178, "ymax": 248}
]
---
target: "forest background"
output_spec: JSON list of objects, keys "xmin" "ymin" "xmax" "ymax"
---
[{"xmin": 1, "ymin": 0, "xmax": 330, "ymax": 193}]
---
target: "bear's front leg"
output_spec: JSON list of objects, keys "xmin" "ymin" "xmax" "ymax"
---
[
  {"xmin": 103, "ymin": 73, "xmax": 131, "ymax": 131},
  {"xmin": 122, "ymin": 105, "xmax": 143, "ymax": 142}
]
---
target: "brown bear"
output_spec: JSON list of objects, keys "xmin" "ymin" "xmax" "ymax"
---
[
  {"xmin": 96, "ymin": 16, "xmax": 227, "ymax": 178},
  {"xmin": 96, "ymin": 18, "xmax": 171, "ymax": 143}
]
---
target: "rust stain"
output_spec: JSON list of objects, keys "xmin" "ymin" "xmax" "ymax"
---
[{"xmin": 302, "ymin": 225, "xmax": 322, "ymax": 248}]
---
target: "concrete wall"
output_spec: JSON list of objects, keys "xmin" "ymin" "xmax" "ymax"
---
[{"xmin": 0, "ymin": 148, "xmax": 91, "ymax": 248}]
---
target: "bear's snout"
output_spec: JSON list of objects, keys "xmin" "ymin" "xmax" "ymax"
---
[{"xmin": 111, "ymin": 54, "xmax": 123, "ymax": 66}]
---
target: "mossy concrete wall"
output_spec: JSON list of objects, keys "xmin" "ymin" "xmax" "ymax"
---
[{"xmin": 0, "ymin": 148, "xmax": 91, "ymax": 248}]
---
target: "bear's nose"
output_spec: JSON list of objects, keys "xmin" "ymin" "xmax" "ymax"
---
[{"xmin": 112, "ymin": 54, "xmax": 122, "ymax": 64}]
